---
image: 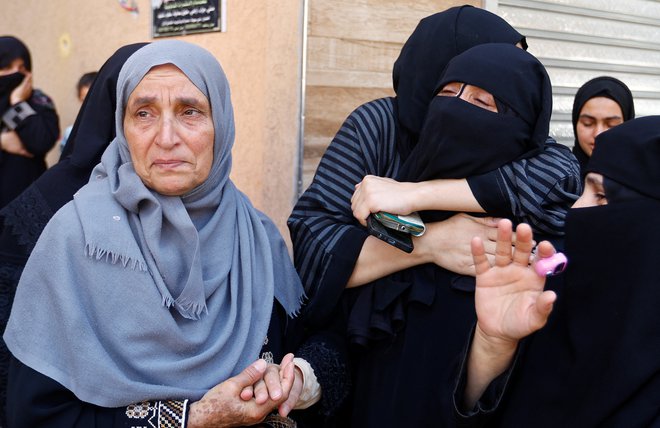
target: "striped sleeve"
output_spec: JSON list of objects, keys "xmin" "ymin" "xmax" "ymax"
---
[
  {"xmin": 497, "ymin": 140, "xmax": 582, "ymax": 235},
  {"xmin": 287, "ymin": 98, "xmax": 400, "ymax": 324}
]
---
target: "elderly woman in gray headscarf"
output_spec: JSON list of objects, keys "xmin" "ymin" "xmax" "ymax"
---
[{"xmin": 4, "ymin": 41, "xmax": 347, "ymax": 428}]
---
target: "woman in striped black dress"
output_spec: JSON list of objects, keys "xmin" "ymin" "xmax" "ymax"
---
[{"xmin": 288, "ymin": 6, "xmax": 581, "ymax": 427}]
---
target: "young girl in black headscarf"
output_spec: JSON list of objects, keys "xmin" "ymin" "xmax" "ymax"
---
[
  {"xmin": 341, "ymin": 42, "xmax": 554, "ymax": 427},
  {"xmin": 571, "ymin": 76, "xmax": 635, "ymax": 179},
  {"xmin": 458, "ymin": 115, "xmax": 660, "ymax": 426}
]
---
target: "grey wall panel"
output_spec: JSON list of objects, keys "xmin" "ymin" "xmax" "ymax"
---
[{"xmin": 488, "ymin": 0, "xmax": 660, "ymax": 148}]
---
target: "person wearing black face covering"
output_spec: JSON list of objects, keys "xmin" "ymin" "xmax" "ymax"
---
[
  {"xmin": 0, "ymin": 43, "xmax": 147, "ymax": 427},
  {"xmin": 456, "ymin": 116, "xmax": 660, "ymax": 427},
  {"xmin": 332, "ymin": 43, "xmax": 554, "ymax": 427},
  {"xmin": 0, "ymin": 36, "xmax": 59, "ymax": 209},
  {"xmin": 288, "ymin": 6, "xmax": 580, "ymax": 333},
  {"xmin": 571, "ymin": 76, "xmax": 635, "ymax": 181}
]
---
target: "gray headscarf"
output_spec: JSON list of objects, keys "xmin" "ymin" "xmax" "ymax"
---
[{"xmin": 4, "ymin": 40, "xmax": 304, "ymax": 406}]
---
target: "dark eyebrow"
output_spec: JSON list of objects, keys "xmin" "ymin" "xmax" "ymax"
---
[
  {"xmin": 127, "ymin": 95, "xmax": 207, "ymax": 109},
  {"xmin": 579, "ymin": 113, "xmax": 596, "ymax": 120},
  {"xmin": 579, "ymin": 113, "xmax": 623, "ymax": 121},
  {"xmin": 177, "ymin": 97, "xmax": 206, "ymax": 107},
  {"xmin": 129, "ymin": 96, "xmax": 157, "ymax": 108}
]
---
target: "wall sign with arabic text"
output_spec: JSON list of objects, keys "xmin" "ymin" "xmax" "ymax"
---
[{"xmin": 152, "ymin": 0, "xmax": 226, "ymax": 38}]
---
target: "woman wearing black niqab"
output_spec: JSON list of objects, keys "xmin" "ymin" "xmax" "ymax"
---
[
  {"xmin": 289, "ymin": 5, "xmax": 580, "ymax": 331},
  {"xmin": 571, "ymin": 76, "xmax": 635, "ymax": 179},
  {"xmin": 392, "ymin": 5, "xmax": 527, "ymax": 156},
  {"xmin": 456, "ymin": 116, "xmax": 660, "ymax": 427},
  {"xmin": 343, "ymin": 43, "xmax": 554, "ymax": 427}
]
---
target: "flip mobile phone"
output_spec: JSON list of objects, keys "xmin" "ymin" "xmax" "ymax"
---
[
  {"xmin": 373, "ymin": 211, "xmax": 426, "ymax": 236},
  {"xmin": 367, "ymin": 215, "xmax": 414, "ymax": 253},
  {"xmin": 534, "ymin": 252, "xmax": 568, "ymax": 277}
]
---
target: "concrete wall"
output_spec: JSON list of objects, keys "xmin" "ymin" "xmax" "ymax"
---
[{"xmin": 0, "ymin": 0, "xmax": 304, "ymax": 236}]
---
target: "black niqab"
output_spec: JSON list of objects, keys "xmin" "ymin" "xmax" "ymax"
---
[
  {"xmin": 398, "ymin": 43, "xmax": 551, "ymax": 186},
  {"xmin": 392, "ymin": 5, "xmax": 525, "ymax": 157},
  {"xmin": 494, "ymin": 116, "xmax": 660, "ymax": 426},
  {"xmin": 586, "ymin": 115, "xmax": 659, "ymax": 201},
  {"xmin": 571, "ymin": 76, "xmax": 635, "ymax": 174}
]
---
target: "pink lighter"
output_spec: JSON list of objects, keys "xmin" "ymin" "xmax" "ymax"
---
[{"xmin": 534, "ymin": 252, "xmax": 568, "ymax": 277}]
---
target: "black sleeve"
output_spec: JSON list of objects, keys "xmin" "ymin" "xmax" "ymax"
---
[
  {"xmin": 7, "ymin": 357, "xmax": 189, "ymax": 428},
  {"xmin": 451, "ymin": 328, "xmax": 520, "ymax": 428},
  {"xmin": 5, "ymin": 90, "xmax": 60, "ymax": 157},
  {"xmin": 467, "ymin": 140, "xmax": 581, "ymax": 236},
  {"xmin": 296, "ymin": 330, "xmax": 351, "ymax": 420},
  {"xmin": 466, "ymin": 169, "xmax": 512, "ymax": 217},
  {"xmin": 281, "ymin": 302, "xmax": 351, "ymax": 428}
]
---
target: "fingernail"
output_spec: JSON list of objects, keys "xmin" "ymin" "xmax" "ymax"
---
[{"xmin": 253, "ymin": 359, "xmax": 267, "ymax": 371}]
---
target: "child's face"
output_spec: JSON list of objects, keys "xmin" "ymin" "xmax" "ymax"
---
[{"xmin": 78, "ymin": 85, "xmax": 91, "ymax": 102}]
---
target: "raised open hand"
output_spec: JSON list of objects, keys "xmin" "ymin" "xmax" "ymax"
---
[{"xmin": 471, "ymin": 219, "xmax": 557, "ymax": 345}]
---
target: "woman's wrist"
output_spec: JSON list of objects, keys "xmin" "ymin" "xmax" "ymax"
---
[{"xmin": 473, "ymin": 324, "xmax": 518, "ymax": 361}]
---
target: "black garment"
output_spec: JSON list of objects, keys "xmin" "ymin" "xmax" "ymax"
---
[
  {"xmin": 459, "ymin": 201, "xmax": 660, "ymax": 428},
  {"xmin": 343, "ymin": 44, "xmax": 557, "ymax": 427},
  {"xmin": 586, "ymin": 115, "xmax": 660, "ymax": 201},
  {"xmin": 454, "ymin": 116, "xmax": 660, "ymax": 427},
  {"xmin": 0, "ymin": 36, "xmax": 58, "ymax": 209},
  {"xmin": 346, "ymin": 266, "xmax": 477, "ymax": 427},
  {"xmin": 0, "ymin": 89, "xmax": 59, "ymax": 208},
  {"xmin": 571, "ymin": 76, "xmax": 635, "ymax": 178},
  {"xmin": 0, "ymin": 43, "xmax": 147, "ymax": 427},
  {"xmin": 392, "ymin": 5, "xmax": 525, "ymax": 157},
  {"xmin": 7, "ymin": 302, "xmax": 351, "ymax": 428},
  {"xmin": 398, "ymin": 43, "xmax": 551, "ymax": 188}
]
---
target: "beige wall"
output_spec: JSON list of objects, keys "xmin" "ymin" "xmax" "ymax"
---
[
  {"xmin": 302, "ymin": 0, "xmax": 481, "ymax": 189},
  {"xmin": 0, "ymin": 0, "xmax": 304, "ymax": 236}
]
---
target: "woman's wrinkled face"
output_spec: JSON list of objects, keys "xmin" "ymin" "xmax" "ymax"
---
[
  {"xmin": 123, "ymin": 64, "xmax": 215, "ymax": 196},
  {"xmin": 438, "ymin": 82, "xmax": 497, "ymax": 112},
  {"xmin": 576, "ymin": 97, "xmax": 623, "ymax": 157},
  {"xmin": 572, "ymin": 172, "xmax": 608, "ymax": 208}
]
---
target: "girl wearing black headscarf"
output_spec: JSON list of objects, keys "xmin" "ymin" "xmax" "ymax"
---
[
  {"xmin": 0, "ymin": 36, "xmax": 60, "ymax": 209},
  {"xmin": 289, "ymin": 6, "xmax": 580, "ymax": 330},
  {"xmin": 457, "ymin": 116, "xmax": 660, "ymax": 427},
  {"xmin": 0, "ymin": 42, "xmax": 147, "ymax": 427},
  {"xmin": 338, "ymin": 42, "xmax": 553, "ymax": 427},
  {"xmin": 571, "ymin": 76, "xmax": 635, "ymax": 179}
]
